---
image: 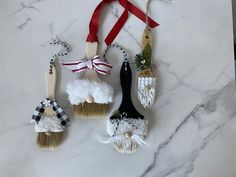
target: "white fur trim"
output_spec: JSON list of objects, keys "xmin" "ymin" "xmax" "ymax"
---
[
  {"xmin": 66, "ymin": 79, "xmax": 113, "ymax": 104},
  {"xmin": 107, "ymin": 118, "xmax": 148, "ymax": 136},
  {"xmin": 35, "ymin": 116, "xmax": 64, "ymax": 132}
]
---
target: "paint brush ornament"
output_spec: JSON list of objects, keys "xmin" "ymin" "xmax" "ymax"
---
[
  {"xmin": 62, "ymin": 42, "xmax": 113, "ymax": 118},
  {"xmin": 135, "ymin": 26, "xmax": 156, "ymax": 109},
  {"xmin": 99, "ymin": 45, "xmax": 148, "ymax": 153},
  {"xmin": 135, "ymin": 0, "xmax": 158, "ymax": 109},
  {"xmin": 31, "ymin": 39, "xmax": 70, "ymax": 149}
]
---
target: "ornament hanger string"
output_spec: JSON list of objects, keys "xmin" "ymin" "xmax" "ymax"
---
[
  {"xmin": 49, "ymin": 38, "xmax": 71, "ymax": 74},
  {"xmin": 145, "ymin": 0, "xmax": 151, "ymax": 27},
  {"xmin": 145, "ymin": 0, "xmax": 172, "ymax": 27},
  {"xmin": 86, "ymin": 0, "xmax": 159, "ymax": 46}
]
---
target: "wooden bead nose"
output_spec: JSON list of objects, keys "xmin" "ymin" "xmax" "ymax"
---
[
  {"xmin": 86, "ymin": 95, "xmax": 94, "ymax": 103},
  {"xmin": 125, "ymin": 131, "xmax": 133, "ymax": 139}
]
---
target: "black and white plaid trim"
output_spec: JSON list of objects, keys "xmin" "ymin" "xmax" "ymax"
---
[{"xmin": 32, "ymin": 98, "xmax": 70, "ymax": 127}]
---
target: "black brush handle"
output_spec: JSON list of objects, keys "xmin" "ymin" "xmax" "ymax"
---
[
  {"xmin": 118, "ymin": 61, "xmax": 144, "ymax": 119},
  {"xmin": 120, "ymin": 61, "xmax": 132, "ymax": 102}
]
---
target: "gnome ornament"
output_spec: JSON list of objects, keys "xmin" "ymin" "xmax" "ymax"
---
[{"xmin": 31, "ymin": 38, "xmax": 70, "ymax": 149}]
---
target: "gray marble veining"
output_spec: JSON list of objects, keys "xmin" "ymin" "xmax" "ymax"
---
[{"xmin": 0, "ymin": 0, "xmax": 235, "ymax": 177}]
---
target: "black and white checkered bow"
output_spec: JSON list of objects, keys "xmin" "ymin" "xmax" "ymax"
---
[{"xmin": 32, "ymin": 98, "xmax": 70, "ymax": 127}]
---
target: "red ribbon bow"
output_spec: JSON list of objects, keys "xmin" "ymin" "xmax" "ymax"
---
[
  {"xmin": 61, "ymin": 55, "xmax": 112, "ymax": 75},
  {"xmin": 87, "ymin": 0, "xmax": 159, "ymax": 46}
]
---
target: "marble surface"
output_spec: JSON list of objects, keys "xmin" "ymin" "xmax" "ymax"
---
[
  {"xmin": 233, "ymin": 0, "xmax": 236, "ymax": 40},
  {"xmin": 0, "ymin": 0, "xmax": 235, "ymax": 177}
]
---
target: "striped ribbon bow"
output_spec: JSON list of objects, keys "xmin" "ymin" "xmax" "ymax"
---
[{"xmin": 61, "ymin": 55, "xmax": 112, "ymax": 75}]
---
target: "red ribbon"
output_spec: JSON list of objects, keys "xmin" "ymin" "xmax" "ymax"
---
[{"xmin": 86, "ymin": 0, "xmax": 159, "ymax": 46}]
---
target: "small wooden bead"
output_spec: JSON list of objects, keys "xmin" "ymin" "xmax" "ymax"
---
[
  {"xmin": 124, "ymin": 131, "xmax": 133, "ymax": 139},
  {"xmin": 86, "ymin": 95, "xmax": 94, "ymax": 103}
]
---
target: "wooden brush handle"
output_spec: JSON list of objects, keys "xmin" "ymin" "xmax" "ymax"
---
[
  {"xmin": 141, "ymin": 26, "xmax": 153, "ymax": 66},
  {"xmin": 86, "ymin": 42, "xmax": 98, "ymax": 59},
  {"xmin": 46, "ymin": 65, "xmax": 57, "ymax": 99},
  {"xmin": 142, "ymin": 26, "xmax": 152, "ymax": 49},
  {"xmin": 83, "ymin": 42, "xmax": 99, "ymax": 79}
]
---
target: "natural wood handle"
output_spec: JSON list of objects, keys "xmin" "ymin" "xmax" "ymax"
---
[
  {"xmin": 84, "ymin": 42, "xmax": 99, "ymax": 79},
  {"xmin": 142, "ymin": 26, "xmax": 153, "ymax": 49},
  {"xmin": 86, "ymin": 42, "xmax": 98, "ymax": 59},
  {"xmin": 46, "ymin": 65, "xmax": 57, "ymax": 99}
]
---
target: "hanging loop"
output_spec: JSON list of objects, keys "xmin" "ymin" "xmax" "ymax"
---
[
  {"xmin": 86, "ymin": 0, "xmax": 159, "ymax": 46},
  {"xmin": 103, "ymin": 44, "xmax": 129, "ymax": 63},
  {"xmin": 49, "ymin": 37, "xmax": 71, "ymax": 74}
]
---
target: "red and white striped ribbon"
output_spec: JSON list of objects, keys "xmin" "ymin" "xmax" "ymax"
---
[{"xmin": 61, "ymin": 55, "xmax": 112, "ymax": 75}]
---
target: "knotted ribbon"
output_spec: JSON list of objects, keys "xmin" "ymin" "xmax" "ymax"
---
[
  {"xmin": 61, "ymin": 55, "xmax": 112, "ymax": 75},
  {"xmin": 87, "ymin": 0, "xmax": 159, "ymax": 45}
]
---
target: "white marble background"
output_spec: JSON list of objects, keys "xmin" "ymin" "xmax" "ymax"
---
[{"xmin": 0, "ymin": 0, "xmax": 235, "ymax": 177}]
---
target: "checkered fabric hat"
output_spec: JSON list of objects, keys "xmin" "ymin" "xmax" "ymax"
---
[{"xmin": 32, "ymin": 98, "xmax": 70, "ymax": 127}]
